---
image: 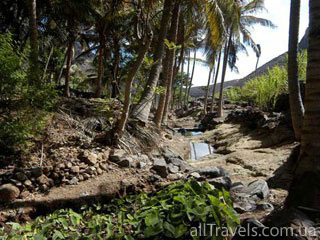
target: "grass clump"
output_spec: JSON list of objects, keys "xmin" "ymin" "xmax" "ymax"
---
[
  {"xmin": 1, "ymin": 180, "xmax": 239, "ymax": 240},
  {"xmin": 225, "ymin": 50, "xmax": 307, "ymax": 111}
]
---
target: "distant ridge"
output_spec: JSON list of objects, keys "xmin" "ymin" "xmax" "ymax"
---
[{"xmin": 190, "ymin": 28, "xmax": 309, "ymax": 98}]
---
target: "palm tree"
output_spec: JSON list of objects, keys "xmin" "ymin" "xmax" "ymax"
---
[
  {"xmin": 154, "ymin": 0, "xmax": 181, "ymax": 127},
  {"xmin": 203, "ymin": 65, "xmax": 214, "ymax": 115},
  {"xmin": 117, "ymin": 26, "xmax": 153, "ymax": 138},
  {"xmin": 286, "ymin": 0, "xmax": 320, "ymax": 209},
  {"xmin": 255, "ymin": 44, "xmax": 261, "ymax": 72},
  {"xmin": 131, "ymin": 0, "xmax": 173, "ymax": 123},
  {"xmin": 210, "ymin": 50, "xmax": 222, "ymax": 113},
  {"xmin": 185, "ymin": 50, "xmax": 197, "ymax": 109},
  {"xmin": 214, "ymin": 0, "xmax": 275, "ymax": 117},
  {"xmin": 28, "ymin": 0, "xmax": 40, "ymax": 84},
  {"xmin": 288, "ymin": 0, "xmax": 305, "ymax": 140}
]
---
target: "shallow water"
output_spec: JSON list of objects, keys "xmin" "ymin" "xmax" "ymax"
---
[{"xmin": 189, "ymin": 142, "xmax": 215, "ymax": 160}]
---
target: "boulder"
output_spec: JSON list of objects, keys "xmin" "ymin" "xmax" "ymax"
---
[
  {"xmin": 151, "ymin": 158, "xmax": 168, "ymax": 178},
  {"xmin": 168, "ymin": 164, "xmax": 179, "ymax": 174},
  {"xmin": 30, "ymin": 167, "xmax": 43, "ymax": 178},
  {"xmin": 201, "ymin": 112, "xmax": 222, "ymax": 130},
  {"xmin": 70, "ymin": 166, "xmax": 80, "ymax": 174},
  {"xmin": 247, "ymin": 180, "xmax": 269, "ymax": 199},
  {"xmin": 137, "ymin": 162, "xmax": 147, "ymax": 169},
  {"xmin": 15, "ymin": 172, "xmax": 27, "ymax": 181},
  {"xmin": 117, "ymin": 157, "xmax": 133, "ymax": 168},
  {"xmin": 80, "ymin": 151, "xmax": 98, "ymax": 166},
  {"xmin": 167, "ymin": 158, "xmax": 189, "ymax": 172},
  {"xmin": 208, "ymin": 176, "xmax": 232, "ymax": 190},
  {"xmin": 109, "ymin": 149, "xmax": 126, "ymax": 163},
  {"xmin": 0, "ymin": 184, "xmax": 20, "ymax": 202},
  {"xmin": 37, "ymin": 175, "xmax": 52, "ymax": 186},
  {"xmin": 197, "ymin": 167, "xmax": 226, "ymax": 178}
]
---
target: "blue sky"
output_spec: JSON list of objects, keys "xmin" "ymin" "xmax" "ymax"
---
[{"xmin": 191, "ymin": 0, "xmax": 309, "ymax": 86}]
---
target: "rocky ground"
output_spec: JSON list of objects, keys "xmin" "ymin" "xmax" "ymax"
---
[{"xmin": 0, "ymin": 98, "xmax": 318, "ymax": 238}]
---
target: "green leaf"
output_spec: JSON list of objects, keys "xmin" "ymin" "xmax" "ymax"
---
[
  {"xmin": 174, "ymin": 224, "xmax": 188, "ymax": 238},
  {"xmin": 145, "ymin": 209, "xmax": 160, "ymax": 227},
  {"xmin": 52, "ymin": 230, "xmax": 65, "ymax": 240}
]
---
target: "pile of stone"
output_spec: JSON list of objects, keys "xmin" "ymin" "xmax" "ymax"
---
[
  {"xmin": 201, "ymin": 112, "xmax": 223, "ymax": 130},
  {"xmin": 225, "ymin": 107, "xmax": 289, "ymax": 130}
]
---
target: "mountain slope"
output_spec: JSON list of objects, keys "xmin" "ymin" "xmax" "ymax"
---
[{"xmin": 190, "ymin": 28, "xmax": 308, "ymax": 98}]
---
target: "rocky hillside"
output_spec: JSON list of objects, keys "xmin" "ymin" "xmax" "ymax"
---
[{"xmin": 190, "ymin": 28, "xmax": 309, "ymax": 98}]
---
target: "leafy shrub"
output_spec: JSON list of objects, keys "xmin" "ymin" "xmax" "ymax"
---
[
  {"xmin": 1, "ymin": 180, "xmax": 239, "ymax": 239},
  {"xmin": 0, "ymin": 33, "xmax": 57, "ymax": 155},
  {"xmin": 225, "ymin": 51, "xmax": 307, "ymax": 111}
]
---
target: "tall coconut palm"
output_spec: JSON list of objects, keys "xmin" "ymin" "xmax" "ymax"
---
[
  {"xmin": 286, "ymin": 0, "xmax": 320, "ymax": 209},
  {"xmin": 210, "ymin": 50, "xmax": 222, "ymax": 113},
  {"xmin": 131, "ymin": 0, "xmax": 173, "ymax": 123},
  {"xmin": 204, "ymin": 65, "xmax": 214, "ymax": 115},
  {"xmin": 117, "ymin": 26, "xmax": 153, "ymax": 138},
  {"xmin": 255, "ymin": 44, "xmax": 261, "ymax": 72},
  {"xmin": 213, "ymin": 0, "xmax": 275, "ymax": 117},
  {"xmin": 288, "ymin": 0, "xmax": 305, "ymax": 140},
  {"xmin": 154, "ymin": 0, "xmax": 181, "ymax": 127},
  {"xmin": 28, "ymin": 0, "xmax": 40, "ymax": 84}
]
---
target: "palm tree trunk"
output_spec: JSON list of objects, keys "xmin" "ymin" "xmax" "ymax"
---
[
  {"xmin": 171, "ymin": 44, "xmax": 184, "ymax": 110},
  {"xmin": 116, "ymin": 30, "xmax": 153, "ymax": 139},
  {"xmin": 56, "ymin": 47, "xmax": 68, "ymax": 86},
  {"xmin": 28, "ymin": 0, "xmax": 39, "ymax": 84},
  {"xmin": 286, "ymin": 0, "xmax": 320, "ymax": 209},
  {"xmin": 183, "ymin": 50, "xmax": 191, "ymax": 107},
  {"xmin": 65, "ymin": 41, "xmax": 74, "ymax": 97},
  {"xmin": 218, "ymin": 34, "xmax": 232, "ymax": 117},
  {"xmin": 178, "ymin": 51, "xmax": 185, "ymax": 109},
  {"xmin": 186, "ymin": 50, "xmax": 197, "ymax": 109},
  {"xmin": 288, "ymin": 0, "xmax": 305, "ymax": 140},
  {"xmin": 42, "ymin": 46, "xmax": 54, "ymax": 82},
  {"xmin": 204, "ymin": 66, "xmax": 214, "ymax": 116},
  {"xmin": 131, "ymin": 0, "xmax": 173, "ymax": 123},
  {"xmin": 112, "ymin": 39, "xmax": 121, "ymax": 98},
  {"xmin": 210, "ymin": 50, "xmax": 222, "ymax": 113},
  {"xmin": 154, "ymin": 0, "xmax": 180, "ymax": 126},
  {"xmin": 95, "ymin": 35, "xmax": 105, "ymax": 98}
]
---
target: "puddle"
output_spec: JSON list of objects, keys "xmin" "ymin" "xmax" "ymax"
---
[
  {"xmin": 190, "ymin": 142, "xmax": 215, "ymax": 160},
  {"xmin": 173, "ymin": 128, "xmax": 215, "ymax": 160}
]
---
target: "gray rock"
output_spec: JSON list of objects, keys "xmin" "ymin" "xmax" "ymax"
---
[
  {"xmin": 70, "ymin": 166, "xmax": 80, "ymax": 174},
  {"xmin": 37, "ymin": 175, "xmax": 51, "ymax": 185},
  {"xmin": 66, "ymin": 162, "xmax": 73, "ymax": 169},
  {"xmin": 0, "ymin": 184, "xmax": 20, "ymax": 202},
  {"xmin": 109, "ymin": 149, "xmax": 126, "ymax": 163},
  {"xmin": 80, "ymin": 151, "xmax": 98, "ymax": 166},
  {"xmin": 151, "ymin": 158, "xmax": 168, "ymax": 178},
  {"xmin": 24, "ymin": 180, "xmax": 33, "ymax": 187},
  {"xmin": 167, "ymin": 158, "xmax": 188, "ymax": 171},
  {"xmin": 231, "ymin": 182, "xmax": 245, "ymax": 191},
  {"xmin": 16, "ymin": 172, "xmax": 27, "ymax": 181},
  {"xmin": 69, "ymin": 177, "xmax": 79, "ymax": 185},
  {"xmin": 208, "ymin": 176, "xmax": 232, "ymax": 190},
  {"xmin": 162, "ymin": 147, "xmax": 182, "ymax": 162},
  {"xmin": 197, "ymin": 167, "xmax": 222, "ymax": 178},
  {"xmin": 31, "ymin": 167, "xmax": 43, "ymax": 178},
  {"xmin": 189, "ymin": 172, "xmax": 201, "ymax": 179},
  {"xmin": 247, "ymin": 180, "xmax": 269, "ymax": 199},
  {"xmin": 117, "ymin": 157, "xmax": 133, "ymax": 168},
  {"xmin": 168, "ymin": 164, "xmax": 179, "ymax": 174},
  {"xmin": 257, "ymin": 202, "xmax": 274, "ymax": 211},
  {"xmin": 137, "ymin": 162, "xmax": 147, "ymax": 169}
]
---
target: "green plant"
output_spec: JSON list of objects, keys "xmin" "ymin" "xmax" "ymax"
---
[
  {"xmin": 1, "ymin": 180, "xmax": 239, "ymax": 239},
  {"xmin": 225, "ymin": 51, "xmax": 307, "ymax": 111},
  {"xmin": 0, "ymin": 33, "xmax": 57, "ymax": 155}
]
